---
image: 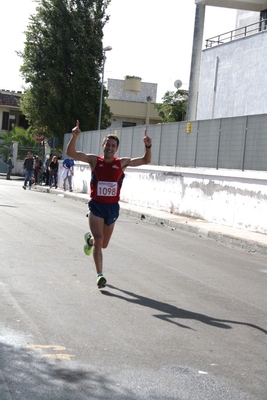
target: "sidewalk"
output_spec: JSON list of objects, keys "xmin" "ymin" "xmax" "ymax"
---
[{"xmin": 33, "ymin": 184, "xmax": 267, "ymax": 256}]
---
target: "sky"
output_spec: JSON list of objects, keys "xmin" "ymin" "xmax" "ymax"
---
[{"xmin": 0, "ymin": 0, "xmax": 237, "ymax": 102}]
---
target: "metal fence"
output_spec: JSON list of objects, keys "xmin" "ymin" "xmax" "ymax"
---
[
  {"xmin": 63, "ymin": 114, "xmax": 267, "ymax": 171},
  {"xmin": 206, "ymin": 18, "xmax": 267, "ymax": 48}
]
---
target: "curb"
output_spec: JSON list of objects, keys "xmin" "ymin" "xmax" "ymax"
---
[{"xmin": 122, "ymin": 207, "xmax": 267, "ymax": 256}]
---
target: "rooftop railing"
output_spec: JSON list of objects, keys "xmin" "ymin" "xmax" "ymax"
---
[{"xmin": 205, "ymin": 18, "xmax": 267, "ymax": 48}]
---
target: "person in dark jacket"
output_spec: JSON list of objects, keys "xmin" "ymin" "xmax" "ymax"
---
[
  {"xmin": 49, "ymin": 155, "xmax": 58, "ymax": 188},
  {"xmin": 45, "ymin": 154, "xmax": 53, "ymax": 186},
  {"xmin": 6, "ymin": 154, "xmax": 13, "ymax": 180},
  {"xmin": 34, "ymin": 155, "xmax": 43, "ymax": 185},
  {"xmin": 22, "ymin": 152, "xmax": 34, "ymax": 190}
]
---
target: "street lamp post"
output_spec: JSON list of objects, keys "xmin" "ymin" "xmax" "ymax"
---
[{"xmin": 98, "ymin": 45, "xmax": 112, "ymax": 130}]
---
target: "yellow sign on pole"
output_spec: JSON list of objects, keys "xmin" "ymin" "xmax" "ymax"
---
[{"xmin": 186, "ymin": 122, "xmax": 191, "ymax": 133}]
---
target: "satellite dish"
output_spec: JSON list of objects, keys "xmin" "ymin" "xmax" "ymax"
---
[{"xmin": 174, "ymin": 79, "xmax": 182, "ymax": 89}]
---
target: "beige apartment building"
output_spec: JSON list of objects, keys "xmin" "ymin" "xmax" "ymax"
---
[{"xmin": 106, "ymin": 76, "xmax": 162, "ymax": 128}]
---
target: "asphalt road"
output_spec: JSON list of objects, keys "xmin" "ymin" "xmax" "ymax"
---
[{"xmin": 0, "ymin": 179, "xmax": 266, "ymax": 400}]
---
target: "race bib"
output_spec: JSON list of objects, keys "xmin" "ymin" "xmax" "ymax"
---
[{"xmin": 97, "ymin": 181, "xmax": 118, "ymax": 197}]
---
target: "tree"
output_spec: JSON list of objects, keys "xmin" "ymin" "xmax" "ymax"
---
[
  {"xmin": 1, "ymin": 125, "xmax": 42, "ymax": 160},
  {"xmin": 19, "ymin": 0, "xmax": 112, "ymax": 146},
  {"xmin": 154, "ymin": 90, "xmax": 188, "ymax": 123}
]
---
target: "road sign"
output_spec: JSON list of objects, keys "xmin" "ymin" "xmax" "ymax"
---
[{"xmin": 48, "ymin": 137, "xmax": 59, "ymax": 148}]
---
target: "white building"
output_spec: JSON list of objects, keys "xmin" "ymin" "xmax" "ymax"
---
[{"xmin": 189, "ymin": 1, "xmax": 267, "ymax": 120}]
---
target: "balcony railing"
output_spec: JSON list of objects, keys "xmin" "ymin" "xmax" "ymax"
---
[{"xmin": 205, "ymin": 19, "xmax": 267, "ymax": 48}]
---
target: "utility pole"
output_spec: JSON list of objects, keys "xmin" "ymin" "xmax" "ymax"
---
[{"xmin": 186, "ymin": 4, "xmax": 206, "ymax": 121}]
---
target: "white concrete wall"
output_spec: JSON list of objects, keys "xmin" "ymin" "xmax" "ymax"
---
[
  {"xmin": 197, "ymin": 30, "xmax": 267, "ymax": 119},
  {"xmin": 57, "ymin": 162, "xmax": 267, "ymax": 235}
]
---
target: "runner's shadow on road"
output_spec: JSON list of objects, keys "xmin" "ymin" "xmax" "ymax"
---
[{"xmin": 101, "ymin": 285, "xmax": 267, "ymax": 335}]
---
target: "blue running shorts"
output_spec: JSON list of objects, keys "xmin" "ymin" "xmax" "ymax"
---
[{"xmin": 88, "ymin": 199, "xmax": 120, "ymax": 226}]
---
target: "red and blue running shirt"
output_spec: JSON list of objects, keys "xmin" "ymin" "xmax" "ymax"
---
[{"xmin": 90, "ymin": 156, "xmax": 125, "ymax": 203}]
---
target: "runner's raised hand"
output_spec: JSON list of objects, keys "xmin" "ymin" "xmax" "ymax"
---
[
  {"xmin": 72, "ymin": 120, "xmax": 80, "ymax": 137},
  {"xmin": 143, "ymin": 129, "xmax": 152, "ymax": 148}
]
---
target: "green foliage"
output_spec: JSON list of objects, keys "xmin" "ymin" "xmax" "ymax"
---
[
  {"xmin": 1, "ymin": 125, "xmax": 42, "ymax": 159},
  {"xmin": 18, "ymin": 0, "xmax": 111, "ymax": 146},
  {"xmin": 154, "ymin": 90, "xmax": 188, "ymax": 123},
  {"xmin": 125, "ymin": 75, "xmax": 142, "ymax": 80}
]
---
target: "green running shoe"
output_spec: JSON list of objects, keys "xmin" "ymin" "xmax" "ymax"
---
[
  {"xmin": 97, "ymin": 274, "xmax": 107, "ymax": 289},
  {"xmin": 84, "ymin": 232, "xmax": 93, "ymax": 256}
]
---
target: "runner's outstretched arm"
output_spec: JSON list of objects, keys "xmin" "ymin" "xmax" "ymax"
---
[
  {"xmin": 66, "ymin": 120, "xmax": 88, "ymax": 163},
  {"xmin": 121, "ymin": 129, "xmax": 152, "ymax": 168},
  {"xmin": 67, "ymin": 121, "xmax": 97, "ymax": 170}
]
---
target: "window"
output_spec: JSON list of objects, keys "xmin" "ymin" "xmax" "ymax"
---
[
  {"xmin": 19, "ymin": 115, "xmax": 29, "ymax": 129},
  {"xmin": 9, "ymin": 115, "xmax": 16, "ymax": 131},
  {"xmin": 260, "ymin": 9, "xmax": 267, "ymax": 31},
  {"xmin": 122, "ymin": 121, "xmax": 136, "ymax": 128},
  {"xmin": 2, "ymin": 112, "xmax": 9, "ymax": 130}
]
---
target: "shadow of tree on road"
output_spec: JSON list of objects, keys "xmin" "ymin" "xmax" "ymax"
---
[
  {"xmin": 103, "ymin": 285, "xmax": 267, "ymax": 335},
  {"xmin": 0, "ymin": 341, "xmax": 177, "ymax": 400}
]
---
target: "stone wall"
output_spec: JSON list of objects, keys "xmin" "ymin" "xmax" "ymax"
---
[{"xmin": 57, "ymin": 162, "xmax": 267, "ymax": 235}]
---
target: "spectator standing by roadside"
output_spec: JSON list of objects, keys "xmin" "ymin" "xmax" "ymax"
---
[
  {"xmin": 34, "ymin": 155, "xmax": 43, "ymax": 185},
  {"xmin": 49, "ymin": 155, "xmax": 58, "ymax": 188},
  {"xmin": 22, "ymin": 152, "xmax": 34, "ymax": 190},
  {"xmin": 62, "ymin": 156, "xmax": 74, "ymax": 192},
  {"xmin": 6, "ymin": 154, "xmax": 14, "ymax": 180},
  {"xmin": 45, "ymin": 154, "xmax": 52, "ymax": 186}
]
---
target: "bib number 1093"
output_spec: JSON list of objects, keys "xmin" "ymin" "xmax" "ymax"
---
[{"xmin": 97, "ymin": 181, "xmax": 118, "ymax": 197}]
